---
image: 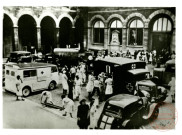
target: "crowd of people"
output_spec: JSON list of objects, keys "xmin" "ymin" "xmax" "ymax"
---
[
  {"xmin": 39, "ymin": 61, "xmax": 114, "ymax": 129},
  {"xmin": 92, "ymin": 48, "xmax": 175, "ymax": 67},
  {"xmin": 38, "ymin": 47, "xmax": 175, "ymax": 129}
]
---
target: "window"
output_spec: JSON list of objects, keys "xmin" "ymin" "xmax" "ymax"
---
[
  {"xmin": 23, "ymin": 70, "xmax": 37, "ymax": 78},
  {"xmin": 93, "ymin": 21, "xmax": 104, "ymax": 43},
  {"xmin": 153, "ymin": 17, "xmax": 172, "ymax": 32},
  {"xmin": 129, "ymin": 19, "xmax": 144, "ymax": 45},
  {"xmin": 106, "ymin": 65, "xmax": 111, "ymax": 74},
  {"xmin": 6, "ymin": 70, "xmax": 9, "ymax": 75},
  {"xmin": 51, "ymin": 66, "xmax": 57, "ymax": 73},
  {"xmin": 110, "ymin": 20, "xmax": 122, "ymax": 44},
  {"xmin": 11, "ymin": 71, "xmax": 15, "ymax": 76}
]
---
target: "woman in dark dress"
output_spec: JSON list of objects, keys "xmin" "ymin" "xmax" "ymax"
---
[{"xmin": 77, "ymin": 99, "xmax": 90, "ymax": 129}]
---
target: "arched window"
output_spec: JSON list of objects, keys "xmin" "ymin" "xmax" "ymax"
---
[
  {"xmin": 110, "ymin": 20, "xmax": 122, "ymax": 44},
  {"xmin": 129, "ymin": 19, "xmax": 144, "ymax": 45},
  {"xmin": 93, "ymin": 20, "xmax": 104, "ymax": 44},
  {"xmin": 153, "ymin": 17, "xmax": 172, "ymax": 32}
]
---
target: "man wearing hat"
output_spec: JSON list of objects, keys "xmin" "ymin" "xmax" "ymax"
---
[{"xmin": 77, "ymin": 99, "xmax": 90, "ymax": 129}]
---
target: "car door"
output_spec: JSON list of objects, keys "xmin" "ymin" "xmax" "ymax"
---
[{"xmin": 32, "ymin": 68, "xmax": 50, "ymax": 91}]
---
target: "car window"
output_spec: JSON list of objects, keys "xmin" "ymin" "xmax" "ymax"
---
[
  {"xmin": 6, "ymin": 70, "xmax": 10, "ymax": 75},
  {"xmin": 51, "ymin": 66, "xmax": 57, "ymax": 73},
  {"xmin": 24, "ymin": 70, "xmax": 37, "ymax": 78},
  {"xmin": 11, "ymin": 71, "xmax": 15, "ymax": 76},
  {"xmin": 165, "ymin": 64, "xmax": 175, "ymax": 73}
]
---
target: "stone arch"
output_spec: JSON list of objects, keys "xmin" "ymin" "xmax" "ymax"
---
[
  {"xmin": 57, "ymin": 13, "xmax": 74, "ymax": 27},
  {"xmin": 148, "ymin": 9, "xmax": 175, "ymax": 28},
  {"xmin": 73, "ymin": 15, "xmax": 80, "ymax": 27},
  {"xmin": 89, "ymin": 14, "xmax": 106, "ymax": 27},
  {"xmin": 38, "ymin": 12, "xmax": 58, "ymax": 27},
  {"xmin": 106, "ymin": 14, "xmax": 125, "ymax": 27},
  {"xmin": 3, "ymin": 11, "xmax": 17, "ymax": 27},
  {"xmin": 16, "ymin": 9, "xmax": 39, "ymax": 27},
  {"xmin": 125, "ymin": 12, "xmax": 147, "ymax": 28}
]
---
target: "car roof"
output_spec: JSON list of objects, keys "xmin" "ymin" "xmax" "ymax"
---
[
  {"xmin": 97, "ymin": 57, "xmax": 145, "ymax": 66},
  {"xmin": 166, "ymin": 59, "xmax": 175, "ymax": 65},
  {"xmin": 137, "ymin": 80, "xmax": 156, "ymax": 87},
  {"xmin": 127, "ymin": 69, "xmax": 149, "ymax": 75},
  {"xmin": 107, "ymin": 94, "xmax": 140, "ymax": 108},
  {"xmin": 10, "ymin": 51, "xmax": 31, "ymax": 54},
  {"xmin": 6, "ymin": 62, "xmax": 56, "ymax": 69}
]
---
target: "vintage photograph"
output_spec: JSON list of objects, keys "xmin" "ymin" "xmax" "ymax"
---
[{"xmin": 2, "ymin": 6, "xmax": 176, "ymax": 129}]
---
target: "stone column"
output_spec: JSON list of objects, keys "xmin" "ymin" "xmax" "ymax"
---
[
  {"xmin": 83, "ymin": 27, "xmax": 88, "ymax": 51},
  {"xmin": 122, "ymin": 28, "xmax": 127, "ymax": 50},
  {"xmin": 171, "ymin": 28, "xmax": 175, "ymax": 52},
  {"xmin": 143, "ymin": 28, "xmax": 149, "ymax": 51},
  {"xmin": 55, "ymin": 27, "xmax": 60, "ymax": 48},
  {"xmin": 37, "ymin": 27, "xmax": 41, "ymax": 51},
  {"xmin": 13, "ymin": 26, "xmax": 19, "ymax": 51},
  {"xmin": 87, "ymin": 27, "xmax": 92, "ymax": 49},
  {"xmin": 104, "ymin": 28, "xmax": 108, "ymax": 50}
]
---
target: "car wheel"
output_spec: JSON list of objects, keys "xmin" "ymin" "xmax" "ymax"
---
[
  {"xmin": 22, "ymin": 87, "xmax": 31, "ymax": 97},
  {"xmin": 48, "ymin": 81, "xmax": 56, "ymax": 90}
]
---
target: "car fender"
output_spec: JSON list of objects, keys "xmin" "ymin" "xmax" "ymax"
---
[
  {"xmin": 142, "ymin": 103, "xmax": 159, "ymax": 120},
  {"xmin": 122, "ymin": 119, "xmax": 130, "ymax": 127}
]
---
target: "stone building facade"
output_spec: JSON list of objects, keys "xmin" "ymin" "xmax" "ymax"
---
[{"xmin": 3, "ymin": 7, "xmax": 175, "ymax": 57}]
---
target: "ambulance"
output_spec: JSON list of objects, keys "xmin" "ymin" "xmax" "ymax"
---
[{"xmin": 4, "ymin": 62, "xmax": 59, "ymax": 97}]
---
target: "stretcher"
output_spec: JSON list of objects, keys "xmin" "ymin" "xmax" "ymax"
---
[{"xmin": 41, "ymin": 102, "xmax": 64, "ymax": 110}]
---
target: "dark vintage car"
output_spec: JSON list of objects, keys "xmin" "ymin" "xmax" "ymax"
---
[
  {"xmin": 97, "ymin": 94, "xmax": 159, "ymax": 129},
  {"xmin": 6, "ymin": 51, "xmax": 32, "ymax": 63},
  {"xmin": 93, "ymin": 57, "xmax": 167, "ymax": 102},
  {"xmin": 3, "ymin": 51, "xmax": 32, "ymax": 86},
  {"xmin": 153, "ymin": 59, "xmax": 175, "ymax": 87}
]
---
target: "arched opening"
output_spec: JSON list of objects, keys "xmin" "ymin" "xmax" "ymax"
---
[
  {"xmin": 59, "ymin": 17, "xmax": 72, "ymax": 48},
  {"xmin": 149, "ymin": 14, "xmax": 173, "ymax": 53},
  {"xmin": 18, "ymin": 15, "xmax": 37, "ymax": 53},
  {"xmin": 127, "ymin": 18, "xmax": 144, "ymax": 46},
  {"xmin": 75, "ymin": 18, "xmax": 84, "ymax": 52},
  {"xmin": 3, "ymin": 14, "xmax": 14, "ymax": 57},
  {"xmin": 109, "ymin": 19, "xmax": 123, "ymax": 45},
  {"xmin": 93, "ymin": 20, "xmax": 104, "ymax": 44},
  {"xmin": 40, "ymin": 16, "xmax": 56, "ymax": 54}
]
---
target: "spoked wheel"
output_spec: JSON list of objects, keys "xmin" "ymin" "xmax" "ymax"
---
[
  {"xmin": 22, "ymin": 87, "xmax": 31, "ymax": 97},
  {"xmin": 48, "ymin": 82, "xmax": 56, "ymax": 90}
]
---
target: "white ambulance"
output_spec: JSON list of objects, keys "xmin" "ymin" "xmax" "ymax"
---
[{"xmin": 4, "ymin": 62, "xmax": 59, "ymax": 97}]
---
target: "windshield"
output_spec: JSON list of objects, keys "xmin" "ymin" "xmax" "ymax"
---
[
  {"xmin": 126, "ymin": 72, "xmax": 150, "ymax": 82},
  {"xmin": 104, "ymin": 104, "xmax": 123, "ymax": 118}
]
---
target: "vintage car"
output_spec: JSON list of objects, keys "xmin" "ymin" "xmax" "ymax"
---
[
  {"xmin": 93, "ymin": 57, "xmax": 167, "ymax": 102},
  {"xmin": 153, "ymin": 59, "xmax": 175, "ymax": 87},
  {"xmin": 136, "ymin": 80, "xmax": 167, "ymax": 103},
  {"xmin": 6, "ymin": 51, "xmax": 32, "ymax": 63},
  {"xmin": 97, "ymin": 94, "xmax": 159, "ymax": 129}
]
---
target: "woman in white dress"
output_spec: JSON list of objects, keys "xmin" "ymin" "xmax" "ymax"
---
[
  {"xmin": 86, "ymin": 73, "xmax": 95, "ymax": 100},
  {"xmin": 62, "ymin": 70, "xmax": 69, "ymax": 95},
  {"xmin": 149, "ymin": 52, "xmax": 153, "ymax": 64},
  {"xmin": 16, "ymin": 75, "xmax": 24, "ymax": 101},
  {"xmin": 89, "ymin": 99, "xmax": 98, "ymax": 129},
  {"xmin": 105, "ymin": 75, "xmax": 113, "ymax": 100},
  {"xmin": 168, "ymin": 77, "xmax": 175, "ymax": 103},
  {"xmin": 74, "ymin": 75, "xmax": 82, "ymax": 100}
]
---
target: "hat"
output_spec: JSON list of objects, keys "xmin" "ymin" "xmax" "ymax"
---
[{"xmin": 79, "ymin": 99, "xmax": 86, "ymax": 104}]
